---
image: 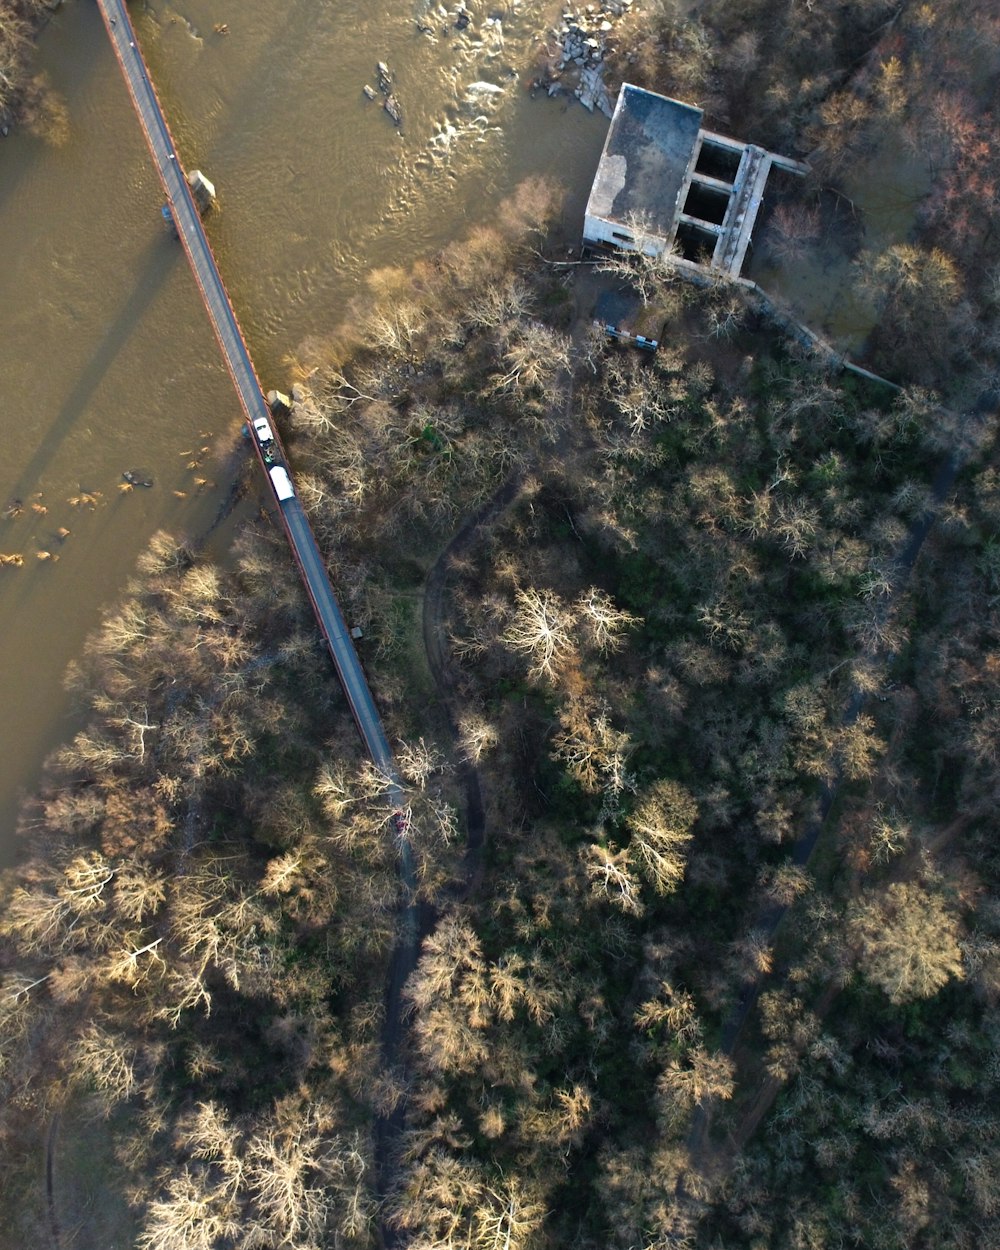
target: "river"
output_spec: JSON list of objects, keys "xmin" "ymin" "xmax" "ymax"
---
[{"xmin": 0, "ymin": 0, "xmax": 608, "ymax": 864}]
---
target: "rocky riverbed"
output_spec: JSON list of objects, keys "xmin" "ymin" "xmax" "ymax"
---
[{"xmin": 534, "ymin": 0, "xmax": 634, "ymax": 117}]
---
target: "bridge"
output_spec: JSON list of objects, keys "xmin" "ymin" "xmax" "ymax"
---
[{"xmin": 94, "ymin": 0, "xmax": 409, "ymax": 830}]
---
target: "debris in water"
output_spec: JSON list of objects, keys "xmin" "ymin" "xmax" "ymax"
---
[{"xmin": 68, "ymin": 492, "xmax": 101, "ymax": 510}]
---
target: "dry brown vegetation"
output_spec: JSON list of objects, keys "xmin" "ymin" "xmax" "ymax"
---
[
  {"xmin": 0, "ymin": 0, "xmax": 55, "ymax": 124},
  {"xmin": 4, "ymin": 0, "xmax": 1000, "ymax": 1246},
  {"xmin": 0, "ymin": 525, "xmax": 408, "ymax": 1246}
]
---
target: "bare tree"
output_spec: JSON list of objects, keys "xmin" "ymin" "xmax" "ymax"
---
[
  {"xmin": 836, "ymin": 713, "xmax": 886, "ymax": 781},
  {"xmin": 70, "ymin": 1021, "xmax": 140, "ymax": 1113},
  {"xmin": 114, "ymin": 859, "xmax": 167, "ymax": 923},
  {"xmin": 488, "ymin": 322, "xmax": 571, "ymax": 414},
  {"xmin": 502, "ymin": 586, "xmax": 577, "ymax": 683},
  {"xmin": 465, "ymin": 275, "xmax": 536, "ymax": 332},
  {"xmin": 246, "ymin": 1108, "xmax": 335, "ymax": 1246},
  {"xmin": 626, "ymin": 780, "xmax": 697, "ymax": 896},
  {"xmin": 576, "ymin": 587, "xmax": 640, "ymax": 653},
  {"xmin": 656, "ymin": 1045, "xmax": 735, "ymax": 1115},
  {"xmin": 634, "ymin": 981, "xmax": 702, "ymax": 1045},
  {"xmin": 136, "ymin": 1167, "xmax": 240, "ymax": 1250},
  {"xmin": 455, "ymin": 711, "xmax": 499, "ymax": 764},
  {"xmin": 849, "ymin": 882, "xmax": 964, "ymax": 1004},
  {"xmin": 552, "ymin": 698, "xmax": 632, "ymax": 797},
  {"xmin": 583, "ymin": 842, "xmax": 645, "ymax": 916},
  {"xmin": 474, "ymin": 1175, "xmax": 546, "ymax": 1250},
  {"xmin": 397, "ymin": 737, "xmax": 450, "ymax": 790}
]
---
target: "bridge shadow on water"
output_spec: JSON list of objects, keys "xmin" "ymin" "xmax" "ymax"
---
[{"xmin": 8, "ymin": 232, "xmax": 177, "ymax": 503}]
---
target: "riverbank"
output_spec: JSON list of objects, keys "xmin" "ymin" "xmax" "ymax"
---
[
  {"xmin": 0, "ymin": 0, "xmax": 610, "ymax": 874},
  {"xmin": 0, "ymin": 0, "xmax": 64, "ymax": 136},
  {"xmin": 6, "ymin": 1, "xmax": 1000, "ymax": 1247}
]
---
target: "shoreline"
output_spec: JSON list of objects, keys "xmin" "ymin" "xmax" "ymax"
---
[{"xmin": 0, "ymin": 0, "xmax": 63, "ymax": 136}]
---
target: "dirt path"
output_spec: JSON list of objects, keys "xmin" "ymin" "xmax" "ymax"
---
[
  {"xmin": 45, "ymin": 1112, "xmax": 61, "ymax": 1250},
  {"xmin": 374, "ymin": 477, "xmax": 522, "ymax": 1242},
  {"xmin": 422, "ymin": 479, "xmax": 522, "ymax": 875},
  {"xmin": 374, "ymin": 269, "xmax": 635, "ymax": 1233}
]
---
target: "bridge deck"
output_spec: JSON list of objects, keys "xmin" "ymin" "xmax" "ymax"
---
[{"xmin": 95, "ymin": 0, "xmax": 402, "ymax": 798}]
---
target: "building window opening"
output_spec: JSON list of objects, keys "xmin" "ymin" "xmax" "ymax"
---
[
  {"xmin": 695, "ymin": 140, "xmax": 741, "ymax": 183},
  {"xmin": 676, "ymin": 221, "xmax": 717, "ymax": 264},
  {"xmin": 684, "ymin": 181, "xmax": 731, "ymax": 226}
]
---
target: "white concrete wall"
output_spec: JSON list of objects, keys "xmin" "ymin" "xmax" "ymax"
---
[{"xmin": 583, "ymin": 214, "xmax": 666, "ymax": 258}]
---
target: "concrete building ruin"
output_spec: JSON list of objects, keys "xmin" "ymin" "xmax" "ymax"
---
[{"xmin": 583, "ymin": 84, "xmax": 808, "ymax": 279}]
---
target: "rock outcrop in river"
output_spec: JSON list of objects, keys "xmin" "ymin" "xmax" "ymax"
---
[{"xmin": 535, "ymin": 0, "xmax": 634, "ymax": 117}]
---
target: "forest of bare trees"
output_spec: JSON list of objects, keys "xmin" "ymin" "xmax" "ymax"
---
[{"xmin": 4, "ymin": 0, "xmax": 1000, "ymax": 1246}]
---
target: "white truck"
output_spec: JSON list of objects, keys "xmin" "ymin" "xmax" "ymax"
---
[
  {"xmin": 269, "ymin": 465, "xmax": 295, "ymax": 501},
  {"xmin": 253, "ymin": 416, "xmax": 275, "ymax": 444}
]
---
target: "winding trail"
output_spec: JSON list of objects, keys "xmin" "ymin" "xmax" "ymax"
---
[
  {"xmin": 45, "ymin": 1113, "xmax": 60, "ymax": 1250},
  {"xmin": 374, "ymin": 478, "xmax": 520, "ymax": 1234},
  {"xmin": 422, "ymin": 480, "xmax": 522, "ymax": 869},
  {"xmin": 373, "ymin": 269, "xmax": 593, "ymax": 1221}
]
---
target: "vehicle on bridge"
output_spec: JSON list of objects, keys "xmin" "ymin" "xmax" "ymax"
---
[
  {"xmin": 268, "ymin": 465, "xmax": 295, "ymax": 501},
  {"xmin": 98, "ymin": 0, "xmax": 404, "ymax": 806},
  {"xmin": 252, "ymin": 415, "xmax": 280, "ymax": 463},
  {"xmin": 253, "ymin": 416, "xmax": 276, "ymax": 444}
]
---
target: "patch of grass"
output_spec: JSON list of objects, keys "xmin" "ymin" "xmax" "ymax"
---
[{"xmin": 53, "ymin": 1099, "xmax": 139, "ymax": 1250}]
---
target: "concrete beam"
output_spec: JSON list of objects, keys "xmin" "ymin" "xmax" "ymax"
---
[
  {"xmin": 769, "ymin": 153, "xmax": 811, "ymax": 176},
  {"xmin": 678, "ymin": 212, "xmax": 723, "ymax": 236},
  {"xmin": 690, "ymin": 171, "xmax": 734, "ymax": 193},
  {"xmin": 714, "ymin": 146, "xmax": 772, "ymax": 276},
  {"xmin": 697, "ymin": 128, "xmax": 746, "ymax": 153},
  {"xmin": 670, "ymin": 133, "xmax": 708, "ymax": 243}
]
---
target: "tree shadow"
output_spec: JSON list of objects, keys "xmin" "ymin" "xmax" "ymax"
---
[{"xmin": 0, "ymin": 2, "xmax": 110, "ymax": 219}]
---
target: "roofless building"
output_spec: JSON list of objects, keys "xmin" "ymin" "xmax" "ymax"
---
[{"xmin": 583, "ymin": 84, "xmax": 808, "ymax": 279}]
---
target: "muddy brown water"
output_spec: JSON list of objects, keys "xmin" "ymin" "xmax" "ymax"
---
[{"xmin": 0, "ymin": 0, "xmax": 608, "ymax": 864}]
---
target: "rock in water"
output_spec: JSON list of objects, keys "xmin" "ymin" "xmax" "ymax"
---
[{"xmin": 383, "ymin": 94, "xmax": 402, "ymax": 126}]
